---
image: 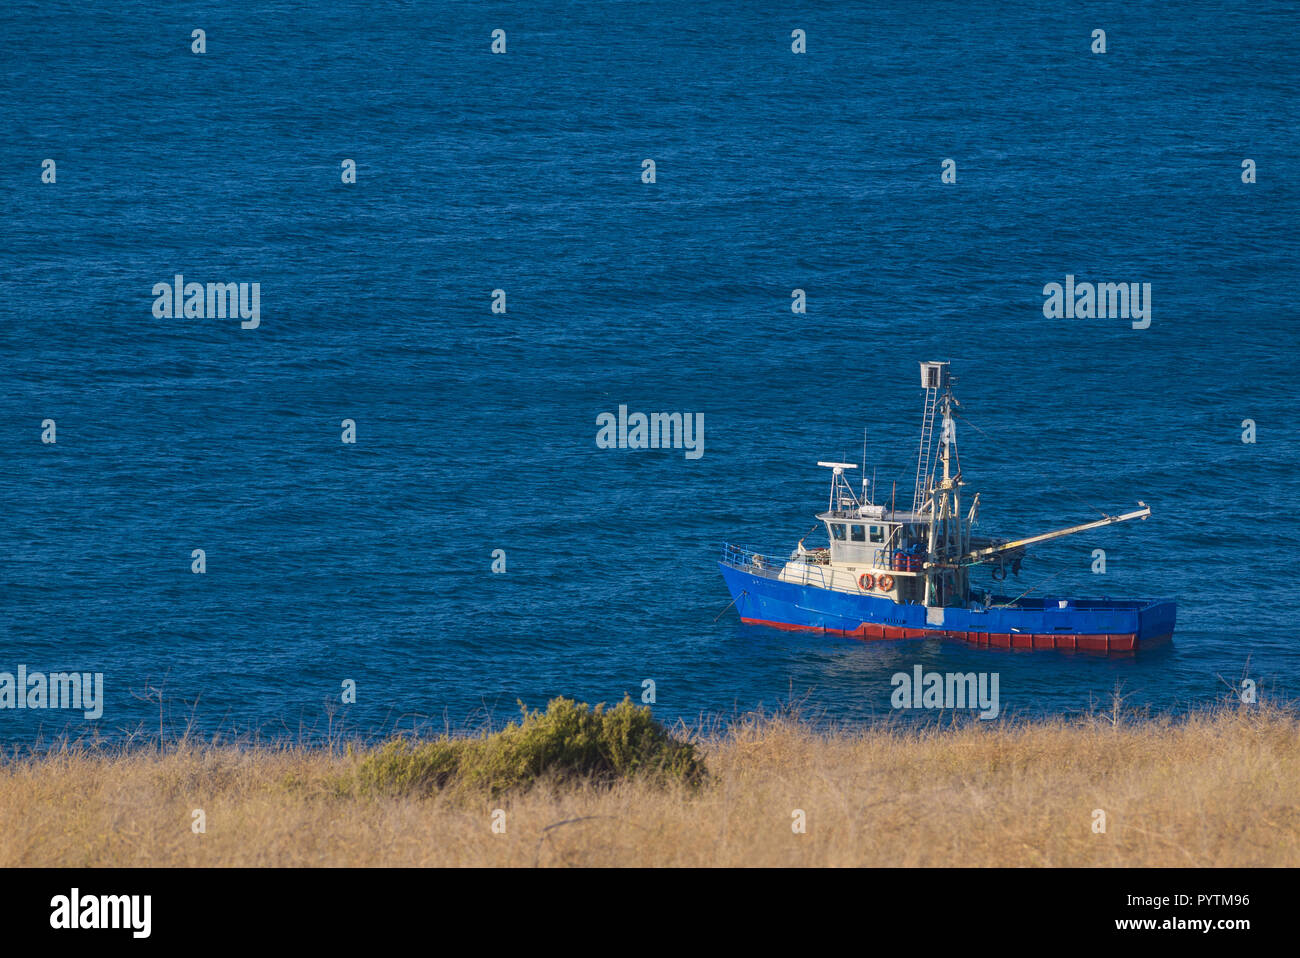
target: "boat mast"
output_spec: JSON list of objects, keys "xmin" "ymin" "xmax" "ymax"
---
[{"xmin": 917, "ymin": 363, "xmax": 964, "ymax": 607}]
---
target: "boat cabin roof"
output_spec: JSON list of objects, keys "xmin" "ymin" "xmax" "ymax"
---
[{"xmin": 819, "ymin": 509, "xmax": 930, "ymax": 525}]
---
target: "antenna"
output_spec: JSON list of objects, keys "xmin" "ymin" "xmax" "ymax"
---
[{"xmin": 860, "ymin": 429, "xmax": 868, "ymax": 500}]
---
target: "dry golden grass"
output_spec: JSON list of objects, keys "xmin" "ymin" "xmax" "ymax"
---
[{"xmin": 2, "ymin": 703, "xmax": 1297, "ymax": 867}]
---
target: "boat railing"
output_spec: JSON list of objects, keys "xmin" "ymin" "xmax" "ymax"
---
[
  {"xmin": 719, "ymin": 544, "xmax": 788, "ymax": 579},
  {"xmin": 721, "ymin": 543, "xmax": 845, "ymax": 591}
]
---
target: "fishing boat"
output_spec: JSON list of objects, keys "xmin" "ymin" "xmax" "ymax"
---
[{"xmin": 718, "ymin": 362, "xmax": 1175, "ymax": 652}]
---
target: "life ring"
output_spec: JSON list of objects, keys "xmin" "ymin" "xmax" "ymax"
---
[
  {"xmin": 858, "ymin": 573, "xmax": 875, "ymax": 591},
  {"xmin": 877, "ymin": 574, "xmax": 895, "ymax": 592}
]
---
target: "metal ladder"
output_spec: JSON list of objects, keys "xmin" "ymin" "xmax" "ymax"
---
[{"xmin": 911, "ymin": 386, "xmax": 939, "ymax": 512}]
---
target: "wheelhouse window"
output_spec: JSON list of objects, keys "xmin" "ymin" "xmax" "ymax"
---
[
  {"xmin": 850, "ymin": 524, "xmax": 865, "ymax": 542},
  {"xmin": 869, "ymin": 525, "xmax": 885, "ymax": 544},
  {"xmin": 830, "ymin": 523, "xmax": 847, "ymax": 541}
]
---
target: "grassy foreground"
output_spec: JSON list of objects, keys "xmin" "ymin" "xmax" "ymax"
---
[{"xmin": 2, "ymin": 699, "xmax": 1297, "ymax": 867}]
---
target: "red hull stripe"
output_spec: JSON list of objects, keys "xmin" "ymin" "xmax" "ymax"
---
[{"xmin": 739, "ymin": 616, "xmax": 1172, "ymax": 652}]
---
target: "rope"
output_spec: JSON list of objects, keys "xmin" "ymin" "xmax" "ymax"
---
[
  {"xmin": 713, "ymin": 590, "xmax": 747, "ymax": 622},
  {"xmin": 952, "ymin": 409, "xmax": 1111, "ymax": 519},
  {"xmin": 989, "ymin": 565, "xmax": 1073, "ymax": 608},
  {"xmin": 953, "ymin": 406, "xmax": 1202, "ymax": 535}
]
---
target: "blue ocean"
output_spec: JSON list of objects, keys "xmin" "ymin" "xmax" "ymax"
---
[{"xmin": 2, "ymin": 1, "xmax": 1296, "ymax": 743}]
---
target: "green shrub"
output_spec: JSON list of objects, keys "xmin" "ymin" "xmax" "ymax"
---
[{"xmin": 356, "ymin": 696, "xmax": 704, "ymax": 798}]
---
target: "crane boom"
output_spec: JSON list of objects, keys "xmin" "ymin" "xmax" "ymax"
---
[{"xmin": 963, "ymin": 503, "xmax": 1151, "ymax": 562}]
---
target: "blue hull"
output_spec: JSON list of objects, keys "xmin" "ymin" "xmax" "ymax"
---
[{"xmin": 719, "ymin": 562, "xmax": 1175, "ymax": 652}]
